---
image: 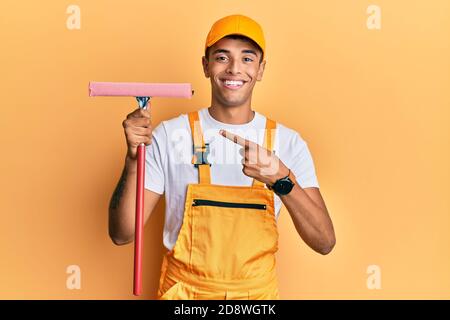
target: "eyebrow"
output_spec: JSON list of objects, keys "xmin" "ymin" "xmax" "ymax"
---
[{"xmin": 211, "ymin": 49, "xmax": 258, "ymax": 57}]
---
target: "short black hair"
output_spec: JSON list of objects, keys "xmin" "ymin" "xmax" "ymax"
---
[{"xmin": 205, "ymin": 34, "xmax": 264, "ymax": 64}]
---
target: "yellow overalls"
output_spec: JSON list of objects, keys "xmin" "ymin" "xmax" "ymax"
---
[{"xmin": 157, "ymin": 110, "xmax": 280, "ymax": 300}]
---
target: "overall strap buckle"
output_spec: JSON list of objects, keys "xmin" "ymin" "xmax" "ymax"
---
[{"xmin": 193, "ymin": 143, "xmax": 211, "ymax": 167}]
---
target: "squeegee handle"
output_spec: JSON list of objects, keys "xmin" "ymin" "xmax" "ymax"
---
[
  {"xmin": 133, "ymin": 142, "xmax": 145, "ymax": 296},
  {"xmin": 133, "ymin": 96, "xmax": 150, "ymax": 296}
]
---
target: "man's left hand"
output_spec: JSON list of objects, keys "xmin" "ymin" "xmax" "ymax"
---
[{"xmin": 220, "ymin": 129, "xmax": 289, "ymax": 186}]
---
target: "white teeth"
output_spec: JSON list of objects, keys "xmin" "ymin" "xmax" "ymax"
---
[{"xmin": 223, "ymin": 80, "xmax": 244, "ymax": 86}]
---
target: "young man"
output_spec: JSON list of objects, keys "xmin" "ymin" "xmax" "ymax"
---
[{"xmin": 109, "ymin": 14, "xmax": 336, "ymax": 300}]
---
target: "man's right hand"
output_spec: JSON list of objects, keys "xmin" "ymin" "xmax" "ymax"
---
[{"xmin": 122, "ymin": 108, "xmax": 152, "ymax": 161}]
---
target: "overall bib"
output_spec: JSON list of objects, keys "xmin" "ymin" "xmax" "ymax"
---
[{"xmin": 157, "ymin": 110, "xmax": 280, "ymax": 300}]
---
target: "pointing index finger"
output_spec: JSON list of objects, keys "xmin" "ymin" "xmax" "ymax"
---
[{"xmin": 219, "ymin": 129, "xmax": 254, "ymax": 149}]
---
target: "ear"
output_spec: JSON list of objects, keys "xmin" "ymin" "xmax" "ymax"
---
[
  {"xmin": 202, "ymin": 56, "xmax": 210, "ymax": 78},
  {"xmin": 256, "ymin": 60, "xmax": 266, "ymax": 81}
]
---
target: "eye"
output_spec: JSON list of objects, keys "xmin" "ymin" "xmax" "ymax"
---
[
  {"xmin": 216, "ymin": 56, "xmax": 228, "ymax": 62},
  {"xmin": 244, "ymin": 57, "xmax": 254, "ymax": 62}
]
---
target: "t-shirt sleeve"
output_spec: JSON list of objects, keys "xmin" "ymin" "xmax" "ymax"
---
[
  {"xmin": 288, "ymin": 133, "xmax": 320, "ymax": 189},
  {"xmin": 144, "ymin": 121, "xmax": 166, "ymax": 195}
]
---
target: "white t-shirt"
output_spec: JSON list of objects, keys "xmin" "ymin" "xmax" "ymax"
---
[{"xmin": 145, "ymin": 107, "xmax": 320, "ymax": 251}]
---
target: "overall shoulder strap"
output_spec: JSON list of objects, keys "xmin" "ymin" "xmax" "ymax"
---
[
  {"xmin": 252, "ymin": 117, "xmax": 277, "ymax": 187},
  {"xmin": 188, "ymin": 111, "xmax": 211, "ymax": 184}
]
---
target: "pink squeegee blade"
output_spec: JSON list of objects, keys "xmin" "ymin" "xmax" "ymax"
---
[{"xmin": 89, "ymin": 81, "xmax": 193, "ymax": 98}]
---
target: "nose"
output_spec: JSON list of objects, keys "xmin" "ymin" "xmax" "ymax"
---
[{"xmin": 226, "ymin": 58, "xmax": 241, "ymax": 75}]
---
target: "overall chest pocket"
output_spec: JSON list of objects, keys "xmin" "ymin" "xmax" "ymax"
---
[{"xmin": 189, "ymin": 197, "xmax": 278, "ymax": 279}]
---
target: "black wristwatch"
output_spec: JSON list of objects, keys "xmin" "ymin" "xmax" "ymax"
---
[{"xmin": 266, "ymin": 169, "xmax": 297, "ymax": 196}]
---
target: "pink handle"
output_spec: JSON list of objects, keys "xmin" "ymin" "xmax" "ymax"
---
[{"xmin": 133, "ymin": 143, "xmax": 145, "ymax": 296}]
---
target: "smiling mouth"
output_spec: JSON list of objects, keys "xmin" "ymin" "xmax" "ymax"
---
[{"xmin": 220, "ymin": 79, "xmax": 246, "ymax": 90}]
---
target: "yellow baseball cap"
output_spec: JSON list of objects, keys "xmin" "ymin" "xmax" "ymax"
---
[{"xmin": 205, "ymin": 14, "xmax": 265, "ymax": 59}]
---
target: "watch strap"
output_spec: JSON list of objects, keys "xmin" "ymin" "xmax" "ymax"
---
[{"xmin": 266, "ymin": 168, "xmax": 297, "ymax": 190}]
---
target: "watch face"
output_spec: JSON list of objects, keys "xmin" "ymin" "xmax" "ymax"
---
[{"xmin": 274, "ymin": 178, "xmax": 294, "ymax": 195}]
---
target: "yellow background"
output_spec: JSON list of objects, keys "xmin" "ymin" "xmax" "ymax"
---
[{"xmin": 0, "ymin": 0, "xmax": 449, "ymax": 299}]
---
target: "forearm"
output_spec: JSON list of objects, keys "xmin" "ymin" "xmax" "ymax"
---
[
  {"xmin": 108, "ymin": 156, "xmax": 138, "ymax": 245},
  {"xmin": 280, "ymin": 184, "xmax": 335, "ymax": 255}
]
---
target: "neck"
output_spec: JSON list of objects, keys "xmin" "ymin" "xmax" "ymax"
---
[{"xmin": 208, "ymin": 105, "xmax": 255, "ymax": 125}]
